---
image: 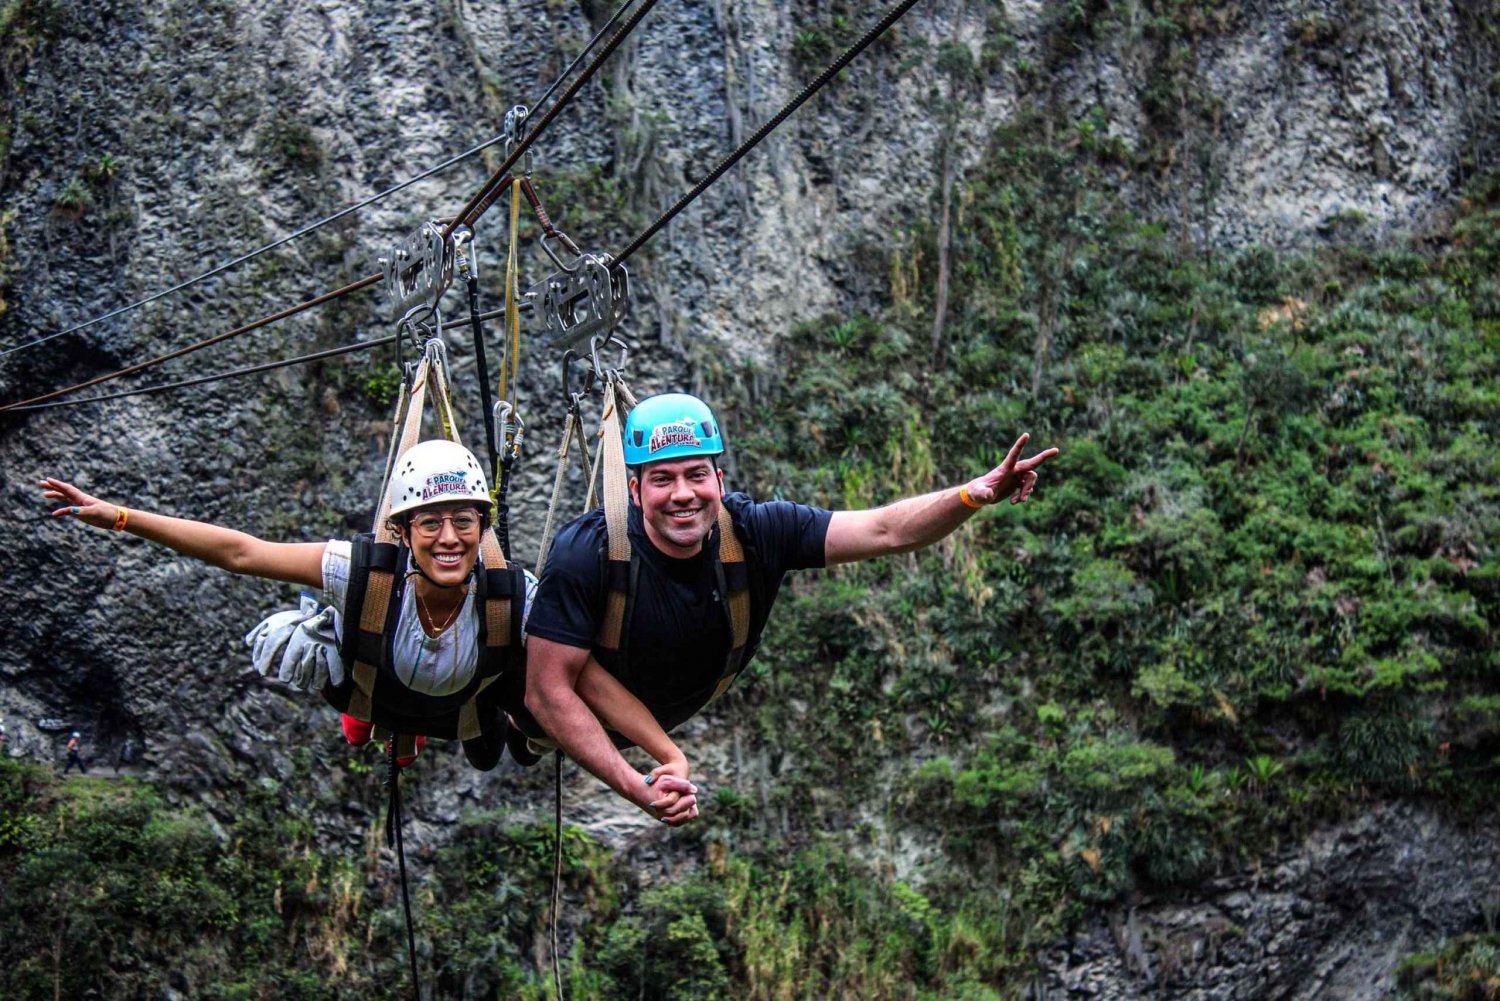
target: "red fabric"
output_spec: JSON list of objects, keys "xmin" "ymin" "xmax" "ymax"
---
[
  {"xmin": 339, "ymin": 714, "xmax": 425, "ymax": 766},
  {"xmin": 340, "ymin": 714, "xmax": 373, "ymax": 746}
]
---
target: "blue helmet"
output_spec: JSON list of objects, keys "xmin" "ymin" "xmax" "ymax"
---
[{"xmin": 623, "ymin": 393, "xmax": 725, "ymax": 466}]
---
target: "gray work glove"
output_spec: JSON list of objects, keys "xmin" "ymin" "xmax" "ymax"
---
[
  {"xmin": 245, "ymin": 605, "xmax": 314, "ymax": 677},
  {"xmin": 279, "ymin": 598, "xmax": 345, "ymax": 691}
]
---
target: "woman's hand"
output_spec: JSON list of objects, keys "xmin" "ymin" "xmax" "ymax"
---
[{"xmin": 39, "ymin": 478, "xmax": 122, "ymax": 531}]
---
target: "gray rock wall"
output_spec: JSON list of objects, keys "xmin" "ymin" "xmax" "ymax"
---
[{"xmin": 1036, "ymin": 803, "xmax": 1500, "ymax": 999}]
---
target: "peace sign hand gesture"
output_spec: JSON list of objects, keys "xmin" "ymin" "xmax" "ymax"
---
[{"xmin": 962, "ymin": 434, "xmax": 1059, "ymax": 507}]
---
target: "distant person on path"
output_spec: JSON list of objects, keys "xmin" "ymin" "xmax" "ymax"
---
[
  {"xmin": 115, "ymin": 736, "xmax": 137, "ymax": 774},
  {"xmin": 63, "ymin": 731, "xmax": 86, "ymax": 774}
]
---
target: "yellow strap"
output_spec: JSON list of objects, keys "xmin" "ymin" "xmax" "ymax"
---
[{"xmin": 500, "ymin": 179, "xmax": 522, "ymax": 408}]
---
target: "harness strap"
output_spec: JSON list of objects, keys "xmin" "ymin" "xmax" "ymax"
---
[
  {"xmin": 335, "ymin": 342, "xmax": 520, "ymax": 749},
  {"xmin": 598, "ymin": 380, "xmax": 632, "ymax": 653},
  {"xmin": 708, "ymin": 504, "xmax": 753, "ymax": 703},
  {"xmin": 536, "ymin": 404, "xmax": 597, "ymax": 573}
]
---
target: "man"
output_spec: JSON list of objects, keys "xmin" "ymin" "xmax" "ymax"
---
[
  {"xmin": 63, "ymin": 731, "xmax": 87, "ymax": 775},
  {"xmin": 522, "ymin": 393, "xmax": 1057, "ymax": 825}
]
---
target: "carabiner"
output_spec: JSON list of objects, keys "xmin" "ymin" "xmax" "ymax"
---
[
  {"xmin": 561, "ymin": 349, "xmax": 596, "ymax": 413},
  {"xmin": 494, "ymin": 400, "xmax": 526, "ymax": 460},
  {"xmin": 589, "ymin": 331, "xmax": 629, "ymax": 383},
  {"xmin": 452, "ymin": 226, "xmax": 476, "ymax": 281},
  {"xmin": 504, "ymin": 105, "xmax": 535, "ymax": 178},
  {"xmin": 422, "ymin": 327, "xmax": 448, "ymax": 368}
]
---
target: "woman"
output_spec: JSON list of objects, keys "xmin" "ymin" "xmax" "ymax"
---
[{"xmin": 40, "ymin": 439, "xmax": 697, "ymax": 822}]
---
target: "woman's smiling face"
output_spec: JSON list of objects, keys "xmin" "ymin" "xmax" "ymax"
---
[{"xmin": 401, "ymin": 501, "xmax": 484, "ymax": 586}]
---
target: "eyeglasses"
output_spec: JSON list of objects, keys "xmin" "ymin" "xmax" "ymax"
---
[{"xmin": 410, "ymin": 509, "xmax": 482, "ymax": 537}]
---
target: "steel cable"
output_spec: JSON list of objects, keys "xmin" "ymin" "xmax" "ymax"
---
[
  {"xmin": 1, "ymin": 1, "xmax": 656, "ymax": 412},
  {"xmin": 614, "ymin": 0, "xmax": 927, "ymax": 265},
  {"xmin": 0, "ymin": 0, "xmax": 642, "ymax": 361}
]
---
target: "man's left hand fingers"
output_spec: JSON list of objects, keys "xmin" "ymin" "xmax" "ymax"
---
[
  {"xmin": 1016, "ymin": 446, "xmax": 1060, "ymax": 471},
  {"xmin": 1000, "ymin": 433, "xmax": 1029, "ymax": 470},
  {"xmin": 660, "ymin": 794, "xmax": 698, "ymax": 824}
]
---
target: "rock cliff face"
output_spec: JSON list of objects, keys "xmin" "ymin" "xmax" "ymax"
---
[
  {"xmin": 0, "ymin": 0, "xmax": 1495, "ymax": 995},
  {"xmin": 1036, "ymin": 803, "xmax": 1500, "ymax": 999}
]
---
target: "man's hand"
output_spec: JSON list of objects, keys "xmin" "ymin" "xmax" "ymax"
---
[{"xmin": 962, "ymin": 433, "xmax": 1059, "ymax": 506}]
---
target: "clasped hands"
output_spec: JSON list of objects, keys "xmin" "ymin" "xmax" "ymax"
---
[{"xmin": 640, "ymin": 757, "xmax": 698, "ymax": 827}]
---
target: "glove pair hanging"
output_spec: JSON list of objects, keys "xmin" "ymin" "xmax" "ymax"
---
[{"xmin": 244, "ymin": 594, "xmax": 345, "ymax": 691}]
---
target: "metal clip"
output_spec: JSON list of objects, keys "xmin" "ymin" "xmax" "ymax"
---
[
  {"xmin": 524, "ymin": 253, "xmax": 630, "ymax": 351},
  {"xmin": 494, "ymin": 400, "xmax": 526, "ymax": 460},
  {"xmin": 561, "ymin": 349, "xmax": 597, "ymax": 413},
  {"xmin": 379, "ymin": 220, "xmax": 453, "ymax": 321},
  {"xmin": 589, "ymin": 331, "xmax": 629, "ymax": 382},
  {"xmin": 452, "ymin": 225, "xmax": 476, "ymax": 282},
  {"xmin": 504, "ymin": 105, "xmax": 533, "ymax": 177},
  {"xmin": 422, "ymin": 329, "xmax": 448, "ymax": 369}
]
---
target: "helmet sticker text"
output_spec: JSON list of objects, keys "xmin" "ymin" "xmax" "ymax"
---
[
  {"xmin": 648, "ymin": 419, "xmax": 702, "ymax": 454},
  {"xmin": 422, "ymin": 470, "xmax": 471, "ymax": 500}
]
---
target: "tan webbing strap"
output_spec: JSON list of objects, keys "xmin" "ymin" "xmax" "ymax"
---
[
  {"xmin": 458, "ymin": 700, "xmax": 480, "ymax": 741},
  {"xmin": 707, "ymin": 505, "xmax": 752, "ymax": 704},
  {"xmin": 376, "ymin": 375, "xmax": 414, "ymax": 521},
  {"xmin": 368, "ymin": 728, "xmax": 418, "ymax": 760},
  {"xmin": 536, "ymin": 409, "xmax": 581, "ymax": 573},
  {"xmin": 597, "ymin": 381, "xmax": 632, "ymax": 650},
  {"xmin": 347, "ymin": 355, "xmax": 433, "ymax": 722},
  {"xmin": 349, "ymin": 662, "xmax": 377, "ymax": 721},
  {"xmin": 374, "ymin": 357, "xmax": 431, "ymax": 545},
  {"xmin": 717, "ymin": 506, "xmax": 751, "ymax": 648},
  {"xmin": 457, "ymin": 674, "xmax": 504, "ymax": 740},
  {"xmin": 429, "ymin": 352, "xmax": 461, "ymax": 446}
]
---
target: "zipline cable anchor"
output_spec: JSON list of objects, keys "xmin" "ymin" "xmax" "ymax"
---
[
  {"xmin": 380, "ymin": 220, "xmax": 454, "ymax": 321},
  {"xmin": 524, "ymin": 253, "xmax": 629, "ymax": 351}
]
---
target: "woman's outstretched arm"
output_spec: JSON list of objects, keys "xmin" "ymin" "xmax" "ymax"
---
[{"xmin": 40, "ymin": 477, "xmax": 326, "ymax": 588}]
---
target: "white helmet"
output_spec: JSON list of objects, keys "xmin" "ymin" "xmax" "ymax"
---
[{"xmin": 388, "ymin": 440, "xmax": 493, "ymax": 520}]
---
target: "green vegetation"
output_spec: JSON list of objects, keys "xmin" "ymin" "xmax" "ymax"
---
[
  {"xmin": 1397, "ymin": 934, "xmax": 1500, "ymax": 999},
  {"xmin": 257, "ymin": 114, "xmax": 324, "ymax": 172}
]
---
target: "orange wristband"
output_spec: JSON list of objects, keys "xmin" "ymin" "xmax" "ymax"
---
[
  {"xmin": 958, "ymin": 486, "xmax": 984, "ymax": 510},
  {"xmin": 112, "ymin": 506, "xmax": 130, "ymax": 531}
]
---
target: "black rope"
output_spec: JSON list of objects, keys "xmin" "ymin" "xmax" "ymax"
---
[
  {"xmin": 464, "ymin": 272, "xmax": 500, "ymax": 486},
  {"xmin": 551, "ymin": 749, "xmax": 565, "ymax": 1001},
  {"xmin": 385, "ymin": 738, "xmax": 422, "ymax": 1001},
  {"xmin": 613, "ymin": 0, "xmax": 928, "ymax": 265},
  {"xmin": 0, "ymin": 0, "xmax": 641, "ymax": 361},
  {"xmin": 0, "ymin": 273, "xmax": 381, "ymax": 411},
  {"xmin": 5, "ymin": 335, "xmax": 397, "ymax": 412}
]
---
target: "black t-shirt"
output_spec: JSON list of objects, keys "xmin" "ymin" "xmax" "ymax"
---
[{"xmin": 524, "ymin": 492, "xmax": 832, "ymax": 733}]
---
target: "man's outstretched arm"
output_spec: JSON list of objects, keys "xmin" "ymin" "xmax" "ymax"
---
[
  {"xmin": 525, "ymin": 636, "xmax": 698, "ymax": 825},
  {"xmin": 823, "ymin": 432, "xmax": 1058, "ymax": 565}
]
